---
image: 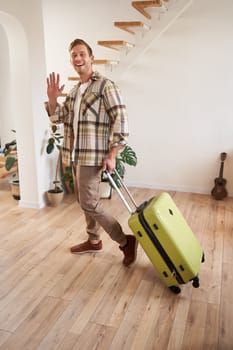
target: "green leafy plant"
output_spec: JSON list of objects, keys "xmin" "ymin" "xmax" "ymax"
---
[
  {"xmin": 46, "ymin": 124, "xmax": 74, "ymax": 193},
  {"xmin": 115, "ymin": 145, "xmax": 137, "ymax": 176},
  {"xmin": 4, "ymin": 129, "xmax": 18, "ymax": 176},
  {"xmin": 46, "ymin": 124, "xmax": 64, "ymax": 193},
  {"xmin": 46, "ymin": 125, "xmax": 63, "ymax": 154},
  {"xmin": 102, "ymin": 145, "xmax": 137, "ymax": 187},
  {"xmin": 62, "ymin": 165, "xmax": 74, "ymax": 192}
]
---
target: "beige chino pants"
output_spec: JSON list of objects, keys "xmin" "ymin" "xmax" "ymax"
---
[{"xmin": 73, "ymin": 165, "xmax": 126, "ymax": 245}]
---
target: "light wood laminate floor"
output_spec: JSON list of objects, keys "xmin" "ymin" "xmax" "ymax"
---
[{"xmin": 0, "ymin": 181, "xmax": 233, "ymax": 349}]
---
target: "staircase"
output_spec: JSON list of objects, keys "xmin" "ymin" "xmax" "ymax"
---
[{"xmin": 62, "ymin": 0, "xmax": 193, "ymax": 90}]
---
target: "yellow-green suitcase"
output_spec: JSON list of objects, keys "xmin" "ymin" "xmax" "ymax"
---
[{"xmin": 106, "ymin": 170, "xmax": 204, "ymax": 294}]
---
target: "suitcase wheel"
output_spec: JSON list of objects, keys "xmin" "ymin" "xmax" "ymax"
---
[
  {"xmin": 169, "ymin": 285, "xmax": 181, "ymax": 294},
  {"xmin": 192, "ymin": 276, "xmax": 200, "ymax": 288}
]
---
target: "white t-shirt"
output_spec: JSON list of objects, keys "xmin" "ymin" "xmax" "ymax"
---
[{"xmin": 72, "ymin": 82, "xmax": 89, "ymax": 161}]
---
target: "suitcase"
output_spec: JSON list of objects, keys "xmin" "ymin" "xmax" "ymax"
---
[{"xmin": 105, "ymin": 170, "xmax": 205, "ymax": 294}]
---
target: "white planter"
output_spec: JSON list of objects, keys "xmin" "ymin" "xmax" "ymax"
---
[
  {"xmin": 99, "ymin": 180, "xmax": 112, "ymax": 199},
  {"xmin": 47, "ymin": 189, "xmax": 64, "ymax": 206},
  {"xmin": 10, "ymin": 180, "xmax": 20, "ymax": 200}
]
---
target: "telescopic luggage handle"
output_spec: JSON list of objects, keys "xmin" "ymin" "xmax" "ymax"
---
[{"xmin": 104, "ymin": 169, "xmax": 138, "ymax": 215}]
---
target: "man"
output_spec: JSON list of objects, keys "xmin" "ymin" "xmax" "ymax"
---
[{"xmin": 45, "ymin": 38, "xmax": 137, "ymax": 266}]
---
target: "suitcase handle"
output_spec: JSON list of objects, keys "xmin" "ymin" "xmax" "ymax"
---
[{"xmin": 104, "ymin": 169, "xmax": 138, "ymax": 214}]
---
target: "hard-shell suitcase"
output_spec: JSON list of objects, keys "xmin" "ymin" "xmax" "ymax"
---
[{"xmin": 105, "ymin": 170, "xmax": 204, "ymax": 294}]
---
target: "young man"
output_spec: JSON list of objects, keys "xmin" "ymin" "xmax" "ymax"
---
[{"xmin": 45, "ymin": 38, "xmax": 137, "ymax": 266}]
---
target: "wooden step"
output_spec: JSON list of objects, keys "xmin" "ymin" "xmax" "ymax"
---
[
  {"xmin": 132, "ymin": 0, "xmax": 165, "ymax": 19},
  {"xmin": 67, "ymin": 76, "xmax": 79, "ymax": 81},
  {"xmin": 97, "ymin": 40, "xmax": 135, "ymax": 51},
  {"xmin": 67, "ymin": 60, "xmax": 119, "ymax": 80},
  {"xmin": 114, "ymin": 21, "xmax": 151, "ymax": 35},
  {"xmin": 93, "ymin": 59, "xmax": 119, "ymax": 66},
  {"xmin": 64, "ymin": 60, "xmax": 120, "ymax": 95}
]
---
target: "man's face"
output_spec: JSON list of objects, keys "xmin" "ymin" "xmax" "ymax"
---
[{"xmin": 70, "ymin": 44, "xmax": 94, "ymax": 75}]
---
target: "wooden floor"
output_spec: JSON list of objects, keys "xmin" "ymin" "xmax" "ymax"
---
[{"xmin": 0, "ymin": 180, "xmax": 233, "ymax": 350}]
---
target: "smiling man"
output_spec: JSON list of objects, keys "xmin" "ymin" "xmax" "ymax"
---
[{"xmin": 45, "ymin": 38, "xmax": 138, "ymax": 266}]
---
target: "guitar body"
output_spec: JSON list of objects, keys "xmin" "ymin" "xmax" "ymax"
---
[
  {"xmin": 211, "ymin": 152, "xmax": 228, "ymax": 200},
  {"xmin": 211, "ymin": 177, "xmax": 227, "ymax": 200}
]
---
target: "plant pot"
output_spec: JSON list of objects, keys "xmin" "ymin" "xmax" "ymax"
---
[
  {"xmin": 99, "ymin": 180, "xmax": 112, "ymax": 199},
  {"xmin": 10, "ymin": 179, "xmax": 20, "ymax": 200},
  {"xmin": 47, "ymin": 188, "xmax": 64, "ymax": 206}
]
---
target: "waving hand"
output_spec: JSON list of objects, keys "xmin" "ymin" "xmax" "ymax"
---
[{"xmin": 46, "ymin": 72, "xmax": 65, "ymax": 115}]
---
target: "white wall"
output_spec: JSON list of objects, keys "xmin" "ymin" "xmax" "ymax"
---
[
  {"xmin": 1, "ymin": 0, "xmax": 232, "ymax": 208},
  {"xmin": 120, "ymin": 0, "xmax": 233, "ymax": 194},
  {"xmin": 0, "ymin": 25, "xmax": 13, "ymax": 146},
  {"xmin": 0, "ymin": 0, "xmax": 49, "ymax": 208},
  {"xmin": 42, "ymin": 0, "xmax": 138, "ymax": 88},
  {"xmin": 42, "ymin": 0, "xmax": 233, "ymax": 196}
]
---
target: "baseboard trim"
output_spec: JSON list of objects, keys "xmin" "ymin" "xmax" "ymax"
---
[{"xmin": 124, "ymin": 181, "xmax": 219, "ymax": 196}]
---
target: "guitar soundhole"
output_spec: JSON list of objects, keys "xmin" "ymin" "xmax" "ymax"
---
[{"xmin": 169, "ymin": 209, "xmax": 173, "ymax": 215}]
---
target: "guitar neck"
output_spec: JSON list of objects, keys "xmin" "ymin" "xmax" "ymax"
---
[{"xmin": 219, "ymin": 161, "xmax": 224, "ymax": 178}]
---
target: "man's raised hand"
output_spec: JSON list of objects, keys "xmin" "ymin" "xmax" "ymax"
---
[
  {"xmin": 46, "ymin": 72, "xmax": 65, "ymax": 115},
  {"xmin": 47, "ymin": 72, "xmax": 65, "ymax": 100}
]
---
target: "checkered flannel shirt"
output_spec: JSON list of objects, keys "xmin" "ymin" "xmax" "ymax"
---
[{"xmin": 45, "ymin": 71, "xmax": 129, "ymax": 166}]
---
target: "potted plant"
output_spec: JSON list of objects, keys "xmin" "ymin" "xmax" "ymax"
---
[
  {"xmin": 3, "ymin": 130, "xmax": 20, "ymax": 200},
  {"xmin": 46, "ymin": 124, "xmax": 65, "ymax": 206},
  {"xmin": 100, "ymin": 145, "xmax": 137, "ymax": 198}
]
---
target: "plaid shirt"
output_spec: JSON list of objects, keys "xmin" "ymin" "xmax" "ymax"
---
[{"xmin": 45, "ymin": 71, "xmax": 129, "ymax": 166}]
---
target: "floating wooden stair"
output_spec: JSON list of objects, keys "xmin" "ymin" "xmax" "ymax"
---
[
  {"xmin": 114, "ymin": 21, "xmax": 151, "ymax": 35},
  {"xmin": 97, "ymin": 40, "xmax": 135, "ymax": 51},
  {"xmin": 67, "ymin": 60, "xmax": 119, "ymax": 80},
  {"xmin": 65, "ymin": 59, "xmax": 119, "ymax": 86},
  {"xmin": 93, "ymin": 59, "xmax": 119, "ymax": 66},
  {"xmin": 68, "ymin": 76, "xmax": 79, "ymax": 81},
  {"xmin": 132, "ymin": 0, "xmax": 164, "ymax": 19}
]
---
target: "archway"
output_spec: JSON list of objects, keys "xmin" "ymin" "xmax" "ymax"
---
[
  {"xmin": 0, "ymin": 10, "xmax": 43, "ymax": 208},
  {"xmin": 0, "ymin": 23, "xmax": 11, "ymax": 146}
]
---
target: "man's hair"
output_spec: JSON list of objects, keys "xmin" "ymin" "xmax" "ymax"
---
[{"xmin": 69, "ymin": 38, "xmax": 93, "ymax": 56}]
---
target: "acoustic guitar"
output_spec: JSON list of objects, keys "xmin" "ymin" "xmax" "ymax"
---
[{"xmin": 211, "ymin": 152, "xmax": 228, "ymax": 200}]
